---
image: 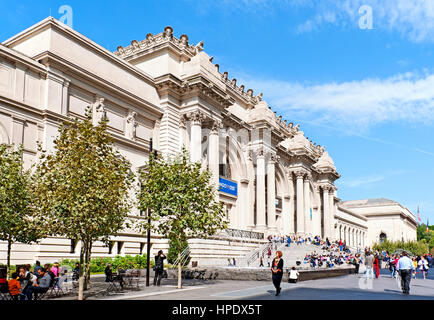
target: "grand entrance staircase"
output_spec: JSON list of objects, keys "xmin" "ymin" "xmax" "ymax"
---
[{"xmin": 238, "ymin": 242, "xmax": 331, "ymax": 268}]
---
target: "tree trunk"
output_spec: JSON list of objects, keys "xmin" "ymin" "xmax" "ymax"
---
[
  {"xmin": 78, "ymin": 242, "xmax": 86, "ymax": 300},
  {"xmin": 177, "ymin": 252, "xmax": 182, "ymax": 289},
  {"xmin": 85, "ymin": 241, "xmax": 92, "ymax": 289},
  {"xmin": 6, "ymin": 239, "xmax": 12, "ymax": 280}
]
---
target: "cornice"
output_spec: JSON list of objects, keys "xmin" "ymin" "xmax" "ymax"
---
[
  {"xmin": 155, "ymin": 74, "xmax": 235, "ymax": 110},
  {"xmin": 0, "ymin": 44, "xmax": 47, "ymax": 74},
  {"xmin": 35, "ymin": 51, "xmax": 163, "ymax": 118},
  {"xmin": 114, "ymin": 26, "xmax": 198, "ymax": 61},
  {"xmin": 3, "ymin": 17, "xmax": 156, "ymax": 86}
]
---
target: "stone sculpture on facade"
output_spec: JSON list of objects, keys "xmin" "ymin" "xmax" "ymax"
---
[{"xmin": 126, "ymin": 111, "xmax": 137, "ymax": 140}]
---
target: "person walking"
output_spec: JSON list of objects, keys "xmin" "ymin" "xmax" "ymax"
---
[
  {"xmin": 418, "ymin": 256, "xmax": 429, "ymax": 279},
  {"xmin": 412, "ymin": 257, "xmax": 418, "ymax": 279},
  {"xmin": 365, "ymin": 251, "xmax": 374, "ymax": 279},
  {"xmin": 153, "ymin": 250, "xmax": 166, "ymax": 286},
  {"xmin": 354, "ymin": 254, "xmax": 360, "ymax": 274},
  {"xmin": 396, "ymin": 251, "xmax": 415, "ymax": 295},
  {"xmin": 271, "ymin": 251, "xmax": 284, "ymax": 296},
  {"xmin": 373, "ymin": 254, "xmax": 380, "ymax": 279},
  {"xmin": 259, "ymin": 257, "xmax": 264, "ymax": 267}
]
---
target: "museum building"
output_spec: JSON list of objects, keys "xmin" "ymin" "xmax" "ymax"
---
[{"xmin": 0, "ymin": 18, "xmax": 417, "ymax": 265}]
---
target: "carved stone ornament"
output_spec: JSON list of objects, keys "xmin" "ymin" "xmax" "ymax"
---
[
  {"xmin": 180, "ymin": 34, "xmax": 189, "ymax": 46},
  {"xmin": 322, "ymin": 185, "xmax": 332, "ymax": 192},
  {"xmin": 92, "ymin": 98, "xmax": 105, "ymax": 126},
  {"xmin": 294, "ymin": 170, "xmax": 306, "ymax": 179},
  {"xmin": 195, "ymin": 40, "xmax": 204, "ymax": 53},
  {"xmin": 126, "ymin": 111, "xmax": 137, "ymax": 140},
  {"xmin": 163, "ymin": 26, "xmax": 173, "ymax": 39},
  {"xmin": 180, "ymin": 114, "xmax": 188, "ymax": 128},
  {"xmin": 210, "ymin": 120, "xmax": 222, "ymax": 134},
  {"xmin": 189, "ymin": 110, "xmax": 205, "ymax": 125}
]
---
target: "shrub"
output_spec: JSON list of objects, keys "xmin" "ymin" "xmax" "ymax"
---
[
  {"xmin": 58, "ymin": 254, "xmax": 153, "ymax": 273},
  {"xmin": 373, "ymin": 240, "xmax": 428, "ymax": 256}
]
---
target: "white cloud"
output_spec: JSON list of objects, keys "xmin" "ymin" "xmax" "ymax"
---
[
  {"xmin": 339, "ymin": 175, "xmax": 384, "ymax": 188},
  {"xmin": 294, "ymin": 0, "xmax": 434, "ymax": 43},
  {"xmin": 240, "ymin": 70, "xmax": 434, "ymax": 132}
]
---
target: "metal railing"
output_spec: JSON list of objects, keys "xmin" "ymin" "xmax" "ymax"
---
[
  {"xmin": 172, "ymin": 246, "xmax": 191, "ymax": 267},
  {"xmin": 246, "ymin": 241, "xmax": 285, "ymax": 267},
  {"xmin": 220, "ymin": 228, "xmax": 264, "ymax": 240}
]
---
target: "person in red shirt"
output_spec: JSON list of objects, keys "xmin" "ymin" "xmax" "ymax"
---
[
  {"xmin": 271, "ymin": 251, "xmax": 284, "ymax": 296},
  {"xmin": 8, "ymin": 272, "xmax": 21, "ymax": 300},
  {"xmin": 373, "ymin": 254, "xmax": 380, "ymax": 278}
]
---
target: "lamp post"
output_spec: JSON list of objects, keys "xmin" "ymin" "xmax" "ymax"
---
[{"xmin": 145, "ymin": 138, "xmax": 154, "ymax": 286}]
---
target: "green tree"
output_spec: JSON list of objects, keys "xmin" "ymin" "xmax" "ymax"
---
[
  {"xmin": 137, "ymin": 150, "xmax": 226, "ymax": 289},
  {"xmin": 32, "ymin": 108, "xmax": 134, "ymax": 300},
  {"xmin": 167, "ymin": 235, "xmax": 190, "ymax": 265},
  {"xmin": 0, "ymin": 145, "xmax": 42, "ymax": 278}
]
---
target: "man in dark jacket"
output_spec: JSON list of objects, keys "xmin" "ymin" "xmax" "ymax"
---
[{"xmin": 154, "ymin": 250, "xmax": 166, "ymax": 286}]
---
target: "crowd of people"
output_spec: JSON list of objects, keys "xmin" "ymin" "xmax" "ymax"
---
[{"xmin": 0, "ymin": 261, "xmax": 80, "ymax": 300}]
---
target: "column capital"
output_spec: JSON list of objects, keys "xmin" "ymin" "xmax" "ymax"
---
[
  {"xmin": 294, "ymin": 170, "xmax": 306, "ymax": 179},
  {"xmin": 188, "ymin": 110, "xmax": 205, "ymax": 125},
  {"xmin": 305, "ymin": 172, "xmax": 312, "ymax": 181},
  {"xmin": 210, "ymin": 119, "xmax": 223, "ymax": 134},
  {"xmin": 322, "ymin": 185, "xmax": 332, "ymax": 192},
  {"xmin": 269, "ymin": 153, "xmax": 278, "ymax": 164},
  {"xmin": 257, "ymin": 148, "xmax": 265, "ymax": 158}
]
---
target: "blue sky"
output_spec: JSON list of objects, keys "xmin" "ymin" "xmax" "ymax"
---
[{"xmin": 1, "ymin": 0, "xmax": 433, "ymax": 223}]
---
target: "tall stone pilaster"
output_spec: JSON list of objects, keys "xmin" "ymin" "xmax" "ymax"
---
[
  {"xmin": 189, "ymin": 110, "xmax": 204, "ymax": 163},
  {"xmin": 322, "ymin": 185, "xmax": 330, "ymax": 239},
  {"xmin": 256, "ymin": 150, "xmax": 266, "ymax": 231},
  {"xmin": 208, "ymin": 120, "xmax": 221, "ymax": 191},
  {"xmin": 295, "ymin": 170, "xmax": 305, "ymax": 235},
  {"xmin": 304, "ymin": 173, "xmax": 312, "ymax": 235},
  {"xmin": 267, "ymin": 154, "xmax": 277, "ymax": 232}
]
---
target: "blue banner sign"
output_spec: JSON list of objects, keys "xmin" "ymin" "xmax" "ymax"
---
[{"xmin": 219, "ymin": 177, "xmax": 238, "ymax": 197}]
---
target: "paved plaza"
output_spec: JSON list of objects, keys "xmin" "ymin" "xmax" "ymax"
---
[{"xmin": 82, "ymin": 269, "xmax": 434, "ymax": 300}]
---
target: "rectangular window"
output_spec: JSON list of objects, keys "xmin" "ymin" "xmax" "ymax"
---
[
  {"xmin": 108, "ymin": 241, "xmax": 114, "ymax": 255},
  {"xmin": 117, "ymin": 241, "xmax": 124, "ymax": 255},
  {"xmin": 70, "ymin": 239, "xmax": 77, "ymax": 254}
]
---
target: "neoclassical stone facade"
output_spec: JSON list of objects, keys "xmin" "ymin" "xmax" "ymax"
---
[{"xmin": 0, "ymin": 18, "xmax": 417, "ymax": 264}]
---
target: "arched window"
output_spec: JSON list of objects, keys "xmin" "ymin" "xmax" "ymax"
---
[{"xmin": 379, "ymin": 232, "xmax": 387, "ymax": 244}]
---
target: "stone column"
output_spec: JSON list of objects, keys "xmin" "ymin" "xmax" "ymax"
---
[
  {"xmin": 61, "ymin": 79, "xmax": 70, "ymax": 116},
  {"xmin": 190, "ymin": 110, "xmax": 203, "ymax": 163},
  {"xmin": 240, "ymin": 179, "xmax": 250, "ymax": 230},
  {"xmin": 179, "ymin": 114, "xmax": 188, "ymax": 151},
  {"xmin": 304, "ymin": 173, "xmax": 312, "ymax": 236},
  {"xmin": 247, "ymin": 151, "xmax": 256, "ymax": 229},
  {"xmin": 287, "ymin": 171, "xmax": 295, "ymax": 235},
  {"xmin": 329, "ymin": 187, "xmax": 336, "ymax": 240},
  {"xmin": 256, "ymin": 150, "xmax": 266, "ymax": 230},
  {"xmin": 322, "ymin": 185, "xmax": 330, "ymax": 239},
  {"xmin": 295, "ymin": 170, "xmax": 305, "ymax": 235},
  {"xmin": 267, "ymin": 154, "xmax": 277, "ymax": 232},
  {"xmin": 208, "ymin": 120, "xmax": 220, "ymax": 190},
  {"xmin": 282, "ymin": 195, "xmax": 291, "ymax": 235}
]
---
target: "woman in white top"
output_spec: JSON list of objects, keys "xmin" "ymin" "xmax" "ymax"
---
[
  {"xmin": 418, "ymin": 257, "xmax": 429, "ymax": 279},
  {"xmin": 288, "ymin": 267, "xmax": 299, "ymax": 283}
]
